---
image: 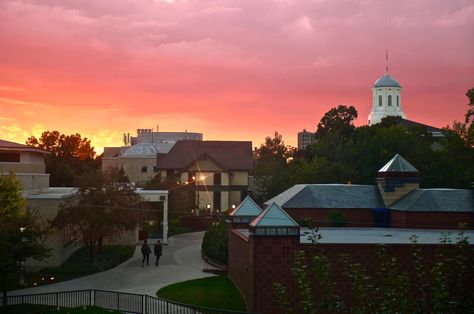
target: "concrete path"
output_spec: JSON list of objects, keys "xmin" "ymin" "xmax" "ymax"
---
[{"xmin": 9, "ymin": 232, "xmax": 217, "ymax": 297}]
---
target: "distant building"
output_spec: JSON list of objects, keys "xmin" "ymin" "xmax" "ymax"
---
[
  {"xmin": 102, "ymin": 129, "xmax": 203, "ymax": 185},
  {"xmin": 297, "ymin": 129, "xmax": 316, "ymax": 150},
  {"xmin": 155, "ymin": 140, "xmax": 253, "ymax": 212},
  {"xmin": 368, "ymin": 70, "xmax": 406, "ymax": 125}
]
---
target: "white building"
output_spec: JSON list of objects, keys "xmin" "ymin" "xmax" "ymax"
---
[
  {"xmin": 297, "ymin": 129, "xmax": 316, "ymax": 150},
  {"xmin": 368, "ymin": 71, "xmax": 406, "ymax": 125}
]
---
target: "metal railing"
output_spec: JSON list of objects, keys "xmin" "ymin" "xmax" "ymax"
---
[{"xmin": 3, "ymin": 289, "xmax": 259, "ymax": 314}]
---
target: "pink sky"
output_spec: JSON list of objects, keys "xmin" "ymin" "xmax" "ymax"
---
[{"xmin": 1, "ymin": 0, "xmax": 473, "ymax": 152}]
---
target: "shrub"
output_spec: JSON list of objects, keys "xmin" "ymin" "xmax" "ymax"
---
[
  {"xmin": 201, "ymin": 220, "xmax": 229, "ymax": 265},
  {"xmin": 327, "ymin": 209, "xmax": 346, "ymax": 227}
]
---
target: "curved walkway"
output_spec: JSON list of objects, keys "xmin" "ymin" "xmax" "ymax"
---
[{"xmin": 9, "ymin": 232, "xmax": 217, "ymax": 297}]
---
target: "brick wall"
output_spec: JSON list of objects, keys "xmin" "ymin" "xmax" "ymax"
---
[
  {"xmin": 391, "ymin": 211, "xmax": 473, "ymax": 229},
  {"xmin": 229, "ymin": 231, "xmax": 474, "ymax": 313},
  {"xmin": 284, "ymin": 208, "xmax": 374, "ymax": 227}
]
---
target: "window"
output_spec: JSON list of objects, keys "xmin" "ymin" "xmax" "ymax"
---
[
  {"xmin": 388, "ymin": 95, "xmax": 392, "ymax": 106},
  {"xmin": 166, "ymin": 169, "xmax": 174, "ymax": 177},
  {"xmin": 141, "ymin": 166, "xmax": 148, "ymax": 173},
  {"xmin": 153, "ymin": 166, "xmax": 159, "ymax": 173},
  {"xmin": 378, "ymin": 95, "xmax": 382, "ymax": 106},
  {"xmin": 397, "ymin": 95, "xmax": 399, "ymax": 107},
  {"xmin": 255, "ymin": 227, "xmax": 266, "ymax": 235}
]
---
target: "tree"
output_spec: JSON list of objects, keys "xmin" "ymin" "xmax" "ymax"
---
[
  {"xmin": 26, "ymin": 131, "xmax": 100, "ymax": 186},
  {"xmin": 315, "ymin": 105, "xmax": 358, "ymax": 140},
  {"xmin": 252, "ymin": 132, "xmax": 296, "ymax": 203},
  {"xmin": 53, "ymin": 168, "xmax": 143, "ymax": 261},
  {"xmin": 0, "ymin": 174, "xmax": 50, "ymax": 306}
]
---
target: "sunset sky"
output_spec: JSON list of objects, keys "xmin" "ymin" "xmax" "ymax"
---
[{"xmin": 1, "ymin": 0, "xmax": 473, "ymax": 153}]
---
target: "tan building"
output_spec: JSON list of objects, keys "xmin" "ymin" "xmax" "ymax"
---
[{"xmin": 156, "ymin": 141, "xmax": 253, "ymax": 213}]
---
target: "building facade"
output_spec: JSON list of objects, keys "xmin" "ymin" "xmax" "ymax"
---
[
  {"xmin": 297, "ymin": 129, "xmax": 316, "ymax": 150},
  {"xmin": 156, "ymin": 141, "xmax": 253, "ymax": 213}
]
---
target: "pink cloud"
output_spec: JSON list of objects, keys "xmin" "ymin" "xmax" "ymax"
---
[{"xmin": 0, "ymin": 0, "xmax": 473, "ymax": 148}]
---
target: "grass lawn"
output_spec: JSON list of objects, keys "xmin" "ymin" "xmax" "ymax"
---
[
  {"xmin": 156, "ymin": 275, "xmax": 247, "ymax": 311},
  {"xmin": 6, "ymin": 245, "xmax": 135, "ymax": 291}
]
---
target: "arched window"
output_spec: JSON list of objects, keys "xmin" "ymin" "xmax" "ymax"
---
[
  {"xmin": 388, "ymin": 95, "xmax": 392, "ymax": 106},
  {"xmin": 397, "ymin": 95, "xmax": 399, "ymax": 107},
  {"xmin": 378, "ymin": 95, "xmax": 382, "ymax": 107}
]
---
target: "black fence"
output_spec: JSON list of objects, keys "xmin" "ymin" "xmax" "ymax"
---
[{"xmin": 3, "ymin": 289, "xmax": 259, "ymax": 314}]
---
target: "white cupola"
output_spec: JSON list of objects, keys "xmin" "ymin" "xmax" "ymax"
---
[{"xmin": 368, "ymin": 71, "xmax": 406, "ymax": 125}]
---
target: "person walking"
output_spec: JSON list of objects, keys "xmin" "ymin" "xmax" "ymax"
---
[
  {"xmin": 141, "ymin": 239, "xmax": 151, "ymax": 267},
  {"xmin": 154, "ymin": 240, "xmax": 163, "ymax": 267}
]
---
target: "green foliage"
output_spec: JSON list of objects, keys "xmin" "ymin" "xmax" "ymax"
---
[
  {"xmin": 26, "ymin": 130, "xmax": 100, "ymax": 186},
  {"xmin": 276, "ymin": 228, "xmax": 474, "ymax": 313},
  {"xmin": 201, "ymin": 220, "xmax": 229, "ymax": 265},
  {"xmin": 315, "ymin": 105, "xmax": 358, "ymax": 140},
  {"xmin": 327, "ymin": 210, "xmax": 346, "ymax": 227},
  {"xmin": 53, "ymin": 168, "xmax": 143, "ymax": 261},
  {"xmin": 0, "ymin": 174, "xmax": 50, "ymax": 306},
  {"xmin": 156, "ymin": 276, "xmax": 247, "ymax": 311}
]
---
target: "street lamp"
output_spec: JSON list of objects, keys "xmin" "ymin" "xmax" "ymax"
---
[{"xmin": 19, "ymin": 227, "xmax": 27, "ymax": 286}]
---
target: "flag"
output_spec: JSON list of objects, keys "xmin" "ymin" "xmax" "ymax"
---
[{"xmin": 386, "ymin": 50, "xmax": 389, "ymax": 61}]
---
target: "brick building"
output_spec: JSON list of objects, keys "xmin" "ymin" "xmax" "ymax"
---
[{"xmin": 228, "ymin": 154, "xmax": 473, "ymax": 313}]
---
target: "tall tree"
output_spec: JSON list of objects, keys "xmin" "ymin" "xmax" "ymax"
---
[
  {"xmin": 53, "ymin": 168, "xmax": 143, "ymax": 261},
  {"xmin": 315, "ymin": 105, "xmax": 358, "ymax": 140},
  {"xmin": 26, "ymin": 131, "xmax": 100, "ymax": 186},
  {"xmin": 0, "ymin": 174, "xmax": 50, "ymax": 306}
]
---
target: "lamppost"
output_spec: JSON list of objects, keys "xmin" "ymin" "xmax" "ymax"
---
[{"xmin": 19, "ymin": 227, "xmax": 26, "ymax": 286}]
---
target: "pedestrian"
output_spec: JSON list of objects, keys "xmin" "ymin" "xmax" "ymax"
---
[
  {"xmin": 141, "ymin": 239, "xmax": 151, "ymax": 267},
  {"xmin": 154, "ymin": 240, "xmax": 163, "ymax": 267}
]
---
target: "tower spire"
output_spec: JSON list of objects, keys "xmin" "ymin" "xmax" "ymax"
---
[{"xmin": 385, "ymin": 50, "xmax": 389, "ymax": 74}]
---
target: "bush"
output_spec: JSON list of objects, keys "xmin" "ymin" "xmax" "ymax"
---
[
  {"xmin": 327, "ymin": 209, "xmax": 346, "ymax": 227},
  {"xmin": 201, "ymin": 220, "xmax": 229, "ymax": 265}
]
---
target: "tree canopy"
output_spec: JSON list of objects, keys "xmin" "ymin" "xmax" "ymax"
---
[
  {"xmin": 0, "ymin": 174, "xmax": 50, "ymax": 305},
  {"xmin": 315, "ymin": 105, "xmax": 358, "ymax": 140},
  {"xmin": 26, "ymin": 131, "xmax": 100, "ymax": 186},
  {"xmin": 53, "ymin": 168, "xmax": 143, "ymax": 261}
]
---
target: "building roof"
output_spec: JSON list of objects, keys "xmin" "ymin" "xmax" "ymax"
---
[
  {"xmin": 300, "ymin": 227, "xmax": 474, "ymax": 244},
  {"xmin": 157, "ymin": 140, "xmax": 253, "ymax": 170},
  {"xmin": 390, "ymin": 189, "xmax": 474, "ymax": 212},
  {"xmin": 0, "ymin": 139, "xmax": 50, "ymax": 155},
  {"xmin": 397, "ymin": 119, "xmax": 445, "ymax": 137},
  {"xmin": 378, "ymin": 154, "xmax": 419, "ymax": 173},
  {"xmin": 250, "ymin": 203, "xmax": 299, "ymax": 227},
  {"xmin": 229, "ymin": 195, "xmax": 262, "ymax": 217},
  {"xmin": 122, "ymin": 143, "xmax": 162, "ymax": 157},
  {"xmin": 264, "ymin": 184, "xmax": 307, "ymax": 207},
  {"xmin": 271, "ymin": 184, "xmax": 385, "ymax": 209},
  {"xmin": 374, "ymin": 74, "xmax": 401, "ymax": 88}
]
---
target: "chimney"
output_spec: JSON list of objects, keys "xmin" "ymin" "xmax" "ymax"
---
[{"xmin": 376, "ymin": 154, "xmax": 420, "ymax": 207}]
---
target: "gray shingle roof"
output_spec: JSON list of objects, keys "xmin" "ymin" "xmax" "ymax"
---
[
  {"xmin": 0, "ymin": 139, "xmax": 50, "ymax": 155},
  {"xmin": 390, "ymin": 189, "xmax": 474, "ymax": 212},
  {"xmin": 278, "ymin": 184, "xmax": 385, "ymax": 209},
  {"xmin": 157, "ymin": 140, "xmax": 253, "ymax": 171},
  {"xmin": 229, "ymin": 196, "xmax": 262, "ymax": 217},
  {"xmin": 250, "ymin": 203, "xmax": 299, "ymax": 227},
  {"xmin": 378, "ymin": 154, "xmax": 418, "ymax": 173}
]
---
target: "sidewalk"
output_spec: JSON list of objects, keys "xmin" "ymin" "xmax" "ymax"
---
[{"xmin": 9, "ymin": 232, "xmax": 217, "ymax": 297}]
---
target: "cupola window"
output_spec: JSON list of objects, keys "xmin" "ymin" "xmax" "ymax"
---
[
  {"xmin": 396, "ymin": 95, "xmax": 399, "ymax": 107},
  {"xmin": 388, "ymin": 95, "xmax": 392, "ymax": 106},
  {"xmin": 378, "ymin": 95, "xmax": 382, "ymax": 107}
]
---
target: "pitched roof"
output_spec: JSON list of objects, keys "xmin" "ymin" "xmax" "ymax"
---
[
  {"xmin": 229, "ymin": 196, "xmax": 262, "ymax": 217},
  {"xmin": 398, "ymin": 119, "xmax": 444, "ymax": 135},
  {"xmin": 271, "ymin": 184, "xmax": 385, "ymax": 209},
  {"xmin": 264, "ymin": 184, "xmax": 307, "ymax": 207},
  {"xmin": 390, "ymin": 189, "xmax": 474, "ymax": 212},
  {"xmin": 157, "ymin": 140, "xmax": 253, "ymax": 170},
  {"xmin": 0, "ymin": 139, "xmax": 50, "ymax": 154},
  {"xmin": 378, "ymin": 154, "xmax": 418, "ymax": 173},
  {"xmin": 250, "ymin": 203, "xmax": 299, "ymax": 227}
]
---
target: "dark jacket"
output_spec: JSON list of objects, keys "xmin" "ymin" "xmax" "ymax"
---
[
  {"xmin": 154, "ymin": 243, "xmax": 162, "ymax": 256},
  {"xmin": 141, "ymin": 243, "xmax": 151, "ymax": 255}
]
